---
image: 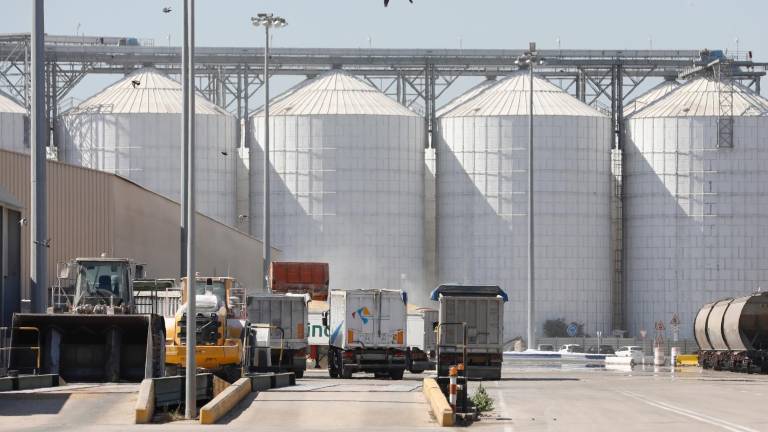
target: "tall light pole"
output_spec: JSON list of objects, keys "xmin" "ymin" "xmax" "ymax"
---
[
  {"xmin": 182, "ymin": 0, "xmax": 197, "ymax": 420},
  {"xmin": 516, "ymin": 42, "xmax": 543, "ymax": 350},
  {"xmin": 251, "ymin": 13, "xmax": 287, "ymax": 292},
  {"xmin": 30, "ymin": 0, "xmax": 47, "ymax": 314}
]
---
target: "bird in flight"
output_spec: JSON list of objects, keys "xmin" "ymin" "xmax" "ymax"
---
[
  {"xmin": 162, "ymin": 7, "xmax": 172, "ymax": 13},
  {"xmin": 384, "ymin": 0, "xmax": 413, "ymax": 6},
  {"xmin": 131, "ymin": 79, "xmax": 141, "ymax": 89}
]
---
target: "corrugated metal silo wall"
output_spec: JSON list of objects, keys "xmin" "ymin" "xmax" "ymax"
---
[
  {"xmin": 0, "ymin": 149, "xmax": 115, "ymax": 300},
  {"xmin": 436, "ymin": 115, "xmax": 613, "ymax": 340},
  {"xmin": 250, "ymin": 114, "xmax": 428, "ymax": 305},
  {"xmin": 57, "ymin": 112, "xmax": 237, "ymax": 227},
  {"xmin": 624, "ymin": 116, "xmax": 768, "ymax": 339},
  {"xmin": 0, "ymin": 112, "xmax": 27, "ymax": 154}
]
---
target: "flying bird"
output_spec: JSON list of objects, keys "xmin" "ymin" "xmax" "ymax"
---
[
  {"xmin": 220, "ymin": 151, "xmax": 229, "ymax": 156},
  {"xmin": 162, "ymin": 7, "xmax": 172, "ymax": 13},
  {"xmin": 131, "ymin": 79, "xmax": 141, "ymax": 89},
  {"xmin": 384, "ymin": 0, "xmax": 413, "ymax": 6}
]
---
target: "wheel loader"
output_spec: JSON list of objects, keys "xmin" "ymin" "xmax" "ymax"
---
[
  {"xmin": 9, "ymin": 256, "xmax": 165, "ymax": 382},
  {"xmin": 164, "ymin": 277, "xmax": 246, "ymax": 382}
]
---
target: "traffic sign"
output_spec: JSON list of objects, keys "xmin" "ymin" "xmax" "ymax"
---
[
  {"xmin": 670, "ymin": 313, "xmax": 680, "ymax": 326},
  {"xmin": 655, "ymin": 321, "xmax": 665, "ymax": 332},
  {"xmin": 566, "ymin": 323, "xmax": 578, "ymax": 337}
]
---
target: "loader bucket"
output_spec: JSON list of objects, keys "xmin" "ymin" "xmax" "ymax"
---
[{"xmin": 10, "ymin": 313, "xmax": 165, "ymax": 383}]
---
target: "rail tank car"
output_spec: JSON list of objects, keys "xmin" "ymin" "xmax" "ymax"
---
[{"xmin": 694, "ymin": 292, "xmax": 768, "ymax": 373}]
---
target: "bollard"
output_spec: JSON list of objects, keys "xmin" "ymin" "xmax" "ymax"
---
[
  {"xmin": 448, "ymin": 366, "xmax": 458, "ymax": 410},
  {"xmin": 653, "ymin": 347, "xmax": 665, "ymax": 366},
  {"xmin": 670, "ymin": 347, "xmax": 679, "ymax": 368},
  {"xmin": 457, "ymin": 363, "xmax": 467, "ymax": 414}
]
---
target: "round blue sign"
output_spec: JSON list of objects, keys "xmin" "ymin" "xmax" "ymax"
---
[{"xmin": 566, "ymin": 323, "xmax": 578, "ymax": 337}]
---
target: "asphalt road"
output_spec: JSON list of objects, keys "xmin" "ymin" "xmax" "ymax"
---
[{"xmin": 3, "ymin": 365, "xmax": 768, "ymax": 431}]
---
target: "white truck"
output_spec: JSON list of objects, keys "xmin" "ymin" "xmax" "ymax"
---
[
  {"xmin": 432, "ymin": 284, "xmax": 507, "ymax": 380},
  {"xmin": 406, "ymin": 307, "xmax": 438, "ymax": 373},
  {"xmin": 246, "ymin": 293, "xmax": 310, "ymax": 378},
  {"xmin": 325, "ymin": 289, "xmax": 408, "ymax": 379}
]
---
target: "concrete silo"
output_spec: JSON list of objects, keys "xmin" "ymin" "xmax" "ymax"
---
[
  {"xmin": 58, "ymin": 68, "xmax": 237, "ymax": 226},
  {"xmin": 437, "ymin": 71, "xmax": 613, "ymax": 340},
  {"xmin": 249, "ymin": 71, "xmax": 427, "ymax": 304},
  {"xmin": 0, "ymin": 91, "xmax": 26, "ymax": 153},
  {"xmin": 624, "ymin": 77, "xmax": 768, "ymax": 338}
]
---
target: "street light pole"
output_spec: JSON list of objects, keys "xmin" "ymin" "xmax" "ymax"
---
[
  {"xmin": 183, "ymin": 0, "xmax": 197, "ymax": 420},
  {"xmin": 252, "ymin": 13, "xmax": 287, "ymax": 292},
  {"xmin": 30, "ymin": 0, "xmax": 47, "ymax": 314}
]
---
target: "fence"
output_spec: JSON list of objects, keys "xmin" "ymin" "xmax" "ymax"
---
[{"xmin": 534, "ymin": 337, "xmax": 699, "ymax": 355}]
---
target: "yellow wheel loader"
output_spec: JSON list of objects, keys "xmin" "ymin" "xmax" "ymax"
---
[{"xmin": 164, "ymin": 277, "xmax": 246, "ymax": 382}]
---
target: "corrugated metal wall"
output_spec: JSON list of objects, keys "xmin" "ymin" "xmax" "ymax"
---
[{"xmin": 0, "ymin": 149, "xmax": 115, "ymax": 300}]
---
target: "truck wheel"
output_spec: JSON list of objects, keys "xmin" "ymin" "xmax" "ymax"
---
[
  {"xmin": 328, "ymin": 349, "xmax": 340, "ymax": 378},
  {"xmin": 389, "ymin": 369, "xmax": 404, "ymax": 380},
  {"xmin": 342, "ymin": 367, "xmax": 353, "ymax": 379}
]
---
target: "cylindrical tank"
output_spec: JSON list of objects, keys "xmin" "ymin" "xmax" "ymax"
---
[
  {"xmin": 436, "ymin": 71, "xmax": 613, "ymax": 339},
  {"xmin": 721, "ymin": 293, "xmax": 768, "ymax": 351},
  {"xmin": 625, "ymin": 78, "xmax": 768, "ymax": 339},
  {"xmin": 57, "ymin": 68, "xmax": 237, "ymax": 225},
  {"xmin": 623, "ymin": 80, "xmax": 679, "ymax": 118},
  {"xmin": 0, "ymin": 91, "xmax": 27, "ymax": 153},
  {"xmin": 693, "ymin": 301, "xmax": 716, "ymax": 351},
  {"xmin": 249, "ymin": 71, "xmax": 426, "ymax": 305},
  {"xmin": 706, "ymin": 299, "xmax": 734, "ymax": 351}
]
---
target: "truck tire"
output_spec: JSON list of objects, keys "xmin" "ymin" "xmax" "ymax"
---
[
  {"xmin": 328, "ymin": 348, "xmax": 340, "ymax": 378},
  {"xmin": 342, "ymin": 366, "xmax": 353, "ymax": 379},
  {"xmin": 389, "ymin": 369, "xmax": 404, "ymax": 380}
]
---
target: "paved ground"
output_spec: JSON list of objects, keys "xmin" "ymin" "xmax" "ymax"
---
[
  {"xmin": 470, "ymin": 363, "xmax": 768, "ymax": 432},
  {"xmin": 3, "ymin": 364, "xmax": 768, "ymax": 431}
]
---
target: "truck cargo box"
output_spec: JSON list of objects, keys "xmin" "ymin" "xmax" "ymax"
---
[
  {"xmin": 247, "ymin": 294, "xmax": 309, "ymax": 350},
  {"xmin": 438, "ymin": 296, "xmax": 504, "ymax": 353},
  {"xmin": 407, "ymin": 308, "xmax": 438, "ymax": 352},
  {"xmin": 270, "ymin": 262, "xmax": 329, "ymax": 301},
  {"xmin": 329, "ymin": 289, "xmax": 407, "ymax": 350}
]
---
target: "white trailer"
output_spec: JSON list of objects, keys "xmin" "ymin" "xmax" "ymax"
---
[
  {"xmin": 246, "ymin": 293, "xmax": 310, "ymax": 378},
  {"xmin": 326, "ymin": 289, "xmax": 408, "ymax": 379},
  {"xmin": 406, "ymin": 307, "xmax": 438, "ymax": 373},
  {"xmin": 432, "ymin": 284, "xmax": 507, "ymax": 380}
]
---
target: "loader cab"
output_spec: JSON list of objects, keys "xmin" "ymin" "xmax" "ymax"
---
[
  {"xmin": 181, "ymin": 277, "xmax": 244, "ymax": 318},
  {"xmin": 72, "ymin": 258, "xmax": 133, "ymax": 307}
]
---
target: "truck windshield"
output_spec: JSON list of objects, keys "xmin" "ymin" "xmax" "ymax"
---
[
  {"xmin": 194, "ymin": 281, "xmax": 227, "ymax": 307},
  {"xmin": 75, "ymin": 261, "xmax": 129, "ymax": 304}
]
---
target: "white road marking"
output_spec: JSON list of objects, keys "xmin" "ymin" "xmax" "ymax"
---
[
  {"xmin": 620, "ymin": 390, "xmax": 759, "ymax": 432},
  {"xmin": 492, "ymin": 379, "xmax": 514, "ymax": 432}
]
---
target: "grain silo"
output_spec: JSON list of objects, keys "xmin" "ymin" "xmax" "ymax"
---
[
  {"xmin": 58, "ymin": 68, "xmax": 237, "ymax": 226},
  {"xmin": 249, "ymin": 71, "xmax": 427, "ymax": 304},
  {"xmin": 437, "ymin": 71, "xmax": 613, "ymax": 340},
  {"xmin": 624, "ymin": 77, "xmax": 768, "ymax": 339},
  {"xmin": 624, "ymin": 80, "xmax": 680, "ymax": 118},
  {"xmin": 0, "ymin": 91, "xmax": 26, "ymax": 153}
]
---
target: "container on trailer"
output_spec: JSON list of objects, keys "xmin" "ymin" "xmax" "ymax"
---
[
  {"xmin": 431, "ymin": 284, "xmax": 507, "ymax": 380},
  {"xmin": 270, "ymin": 262, "xmax": 329, "ymax": 301},
  {"xmin": 407, "ymin": 307, "xmax": 438, "ymax": 373}
]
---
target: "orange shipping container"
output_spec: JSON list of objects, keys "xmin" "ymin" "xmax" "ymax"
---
[{"xmin": 270, "ymin": 262, "xmax": 329, "ymax": 301}]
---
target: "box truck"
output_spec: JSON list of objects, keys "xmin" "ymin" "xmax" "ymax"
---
[
  {"xmin": 406, "ymin": 306, "xmax": 438, "ymax": 373},
  {"xmin": 325, "ymin": 289, "xmax": 408, "ymax": 379},
  {"xmin": 432, "ymin": 284, "xmax": 507, "ymax": 380}
]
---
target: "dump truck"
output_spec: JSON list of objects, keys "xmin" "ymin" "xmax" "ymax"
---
[
  {"xmin": 432, "ymin": 284, "xmax": 507, "ymax": 380},
  {"xmin": 164, "ymin": 277, "xmax": 246, "ymax": 382},
  {"xmin": 406, "ymin": 306, "xmax": 438, "ymax": 373},
  {"xmin": 325, "ymin": 289, "xmax": 408, "ymax": 379},
  {"xmin": 695, "ymin": 292, "xmax": 768, "ymax": 373},
  {"xmin": 270, "ymin": 262, "xmax": 329, "ymax": 301},
  {"xmin": 245, "ymin": 293, "xmax": 310, "ymax": 378},
  {"xmin": 10, "ymin": 256, "xmax": 165, "ymax": 382}
]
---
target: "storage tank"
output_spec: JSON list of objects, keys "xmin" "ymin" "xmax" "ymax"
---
[
  {"xmin": 0, "ymin": 91, "xmax": 26, "ymax": 153},
  {"xmin": 249, "ymin": 71, "xmax": 426, "ymax": 304},
  {"xmin": 437, "ymin": 72, "xmax": 612, "ymax": 340},
  {"xmin": 58, "ymin": 68, "xmax": 237, "ymax": 225},
  {"xmin": 624, "ymin": 77, "xmax": 768, "ymax": 339},
  {"xmin": 623, "ymin": 80, "xmax": 679, "ymax": 117}
]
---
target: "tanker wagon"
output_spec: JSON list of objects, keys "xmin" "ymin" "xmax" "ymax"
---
[
  {"xmin": 246, "ymin": 293, "xmax": 310, "ymax": 378},
  {"xmin": 432, "ymin": 284, "xmax": 507, "ymax": 380},
  {"xmin": 695, "ymin": 292, "xmax": 768, "ymax": 373},
  {"xmin": 325, "ymin": 289, "xmax": 408, "ymax": 379}
]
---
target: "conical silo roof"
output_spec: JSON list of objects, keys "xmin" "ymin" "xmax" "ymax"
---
[
  {"xmin": 254, "ymin": 70, "xmax": 417, "ymax": 117},
  {"xmin": 0, "ymin": 91, "xmax": 25, "ymax": 114},
  {"xmin": 440, "ymin": 71, "xmax": 605, "ymax": 117},
  {"xmin": 623, "ymin": 80, "xmax": 679, "ymax": 117},
  {"xmin": 67, "ymin": 67, "xmax": 228, "ymax": 115},
  {"xmin": 631, "ymin": 77, "xmax": 768, "ymax": 118},
  {"xmin": 436, "ymin": 79, "xmax": 496, "ymax": 117}
]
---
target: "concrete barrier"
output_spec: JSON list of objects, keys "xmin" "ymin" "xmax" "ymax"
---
[
  {"xmin": 422, "ymin": 378, "xmax": 454, "ymax": 427},
  {"xmin": 249, "ymin": 374, "xmax": 273, "ymax": 392},
  {"xmin": 270, "ymin": 372, "xmax": 295, "ymax": 389},
  {"xmin": 0, "ymin": 377, "xmax": 15, "ymax": 392},
  {"xmin": 199, "ymin": 378, "xmax": 252, "ymax": 425},
  {"xmin": 134, "ymin": 379, "xmax": 155, "ymax": 424}
]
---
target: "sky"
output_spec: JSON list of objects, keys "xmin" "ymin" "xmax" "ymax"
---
[{"xmin": 2, "ymin": 0, "xmax": 766, "ymax": 103}]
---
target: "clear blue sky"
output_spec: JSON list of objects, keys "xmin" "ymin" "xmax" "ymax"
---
[{"xmin": 2, "ymin": 0, "xmax": 766, "ymax": 102}]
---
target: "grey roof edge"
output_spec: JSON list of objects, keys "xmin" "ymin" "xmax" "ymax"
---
[{"xmin": 430, "ymin": 284, "xmax": 508, "ymax": 301}]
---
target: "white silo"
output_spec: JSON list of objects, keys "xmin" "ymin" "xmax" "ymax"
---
[
  {"xmin": 249, "ymin": 71, "xmax": 426, "ymax": 304},
  {"xmin": 624, "ymin": 80, "xmax": 680, "ymax": 118},
  {"xmin": 0, "ymin": 91, "xmax": 26, "ymax": 153},
  {"xmin": 624, "ymin": 77, "xmax": 768, "ymax": 339},
  {"xmin": 437, "ymin": 72, "xmax": 613, "ymax": 340},
  {"xmin": 58, "ymin": 68, "xmax": 236, "ymax": 225}
]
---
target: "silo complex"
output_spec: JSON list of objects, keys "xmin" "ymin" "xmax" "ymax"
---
[
  {"xmin": 58, "ymin": 68, "xmax": 237, "ymax": 225},
  {"xmin": 249, "ymin": 71, "xmax": 426, "ymax": 304},
  {"xmin": 437, "ymin": 72, "xmax": 613, "ymax": 340},
  {"xmin": 624, "ymin": 77, "xmax": 768, "ymax": 338},
  {"xmin": 0, "ymin": 92, "xmax": 26, "ymax": 153},
  {"xmin": 623, "ymin": 80, "xmax": 680, "ymax": 118}
]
